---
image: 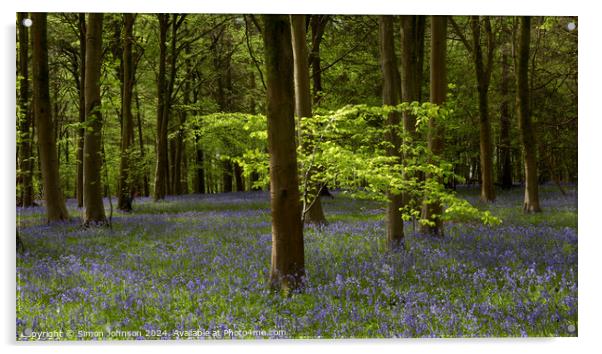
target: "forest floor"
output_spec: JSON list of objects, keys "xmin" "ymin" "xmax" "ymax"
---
[{"xmin": 16, "ymin": 185, "xmax": 577, "ymax": 339}]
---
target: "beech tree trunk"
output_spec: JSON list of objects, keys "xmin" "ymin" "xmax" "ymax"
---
[
  {"xmin": 263, "ymin": 15, "xmax": 305, "ymax": 293},
  {"xmin": 516, "ymin": 16, "xmax": 542, "ymax": 212},
  {"xmin": 135, "ymin": 92, "xmax": 150, "ymax": 197},
  {"xmin": 83, "ymin": 13, "xmax": 107, "ymax": 225},
  {"xmin": 291, "ymin": 14, "xmax": 327, "ymax": 225},
  {"xmin": 471, "ymin": 16, "xmax": 496, "ymax": 202},
  {"xmin": 400, "ymin": 15, "xmax": 426, "ymax": 213},
  {"xmin": 17, "ymin": 12, "xmax": 34, "ymax": 207},
  {"xmin": 310, "ymin": 15, "xmax": 329, "ymax": 105},
  {"xmin": 499, "ymin": 42, "xmax": 513, "ymax": 189},
  {"xmin": 76, "ymin": 13, "xmax": 86, "ymax": 207},
  {"xmin": 379, "ymin": 16, "xmax": 404, "ymax": 250},
  {"xmin": 118, "ymin": 14, "xmax": 135, "ymax": 211},
  {"xmin": 154, "ymin": 14, "xmax": 169, "ymax": 200},
  {"xmin": 32, "ymin": 13, "xmax": 69, "ymax": 222},
  {"xmin": 420, "ymin": 15, "xmax": 447, "ymax": 237}
]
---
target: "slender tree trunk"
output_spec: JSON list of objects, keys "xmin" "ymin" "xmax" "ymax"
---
[
  {"xmin": 135, "ymin": 92, "xmax": 149, "ymax": 197},
  {"xmin": 516, "ymin": 16, "xmax": 541, "ymax": 212},
  {"xmin": 310, "ymin": 15, "xmax": 329, "ymax": 105},
  {"xmin": 165, "ymin": 14, "xmax": 180, "ymax": 195},
  {"xmin": 379, "ymin": 16, "xmax": 404, "ymax": 250},
  {"xmin": 32, "ymin": 13, "xmax": 69, "ymax": 222},
  {"xmin": 169, "ymin": 136, "xmax": 177, "ymax": 193},
  {"xmin": 234, "ymin": 162, "xmax": 244, "ymax": 192},
  {"xmin": 500, "ymin": 42, "xmax": 513, "ymax": 189},
  {"xmin": 222, "ymin": 159, "xmax": 233, "ymax": 192},
  {"xmin": 195, "ymin": 142, "xmax": 205, "ymax": 194},
  {"xmin": 154, "ymin": 14, "xmax": 169, "ymax": 200},
  {"xmin": 174, "ymin": 44, "xmax": 192, "ymax": 196},
  {"xmin": 291, "ymin": 14, "xmax": 327, "ymax": 225},
  {"xmin": 263, "ymin": 15, "xmax": 305, "ymax": 293},
  {"xmin": 420, "ymin": 15, "xmax": 447, "ymax": 237},
  {"xmin": 470, "ymin": 16, "xmax": 496, "ymax": 202},
  {"xmin": 76, "ymin": 13, "xmax": 86, "ymax": 207},
  {"xmin": 17, "ymin": 12, "xmax": 34, "ymax": 207},
  {"xmin": 118, "ymin": 14, "xmax": 135, "ymax": 211},
  {"xmin": 83, "ymin": 13, "xmax": 106, "ymax": 225}
]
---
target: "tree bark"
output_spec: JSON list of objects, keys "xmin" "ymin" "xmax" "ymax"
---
[
  {"xmin": 83, "ymin": 13, "xmax": 107, "ymax": 225},
  {"xmin": 76, "ymin": 13, "xmax": 86, "ymax": 207},
  {"xmin": 263, "ymin": 15, "xmax": 305, "ymax": 293},
  {"xmin": 291, "ymin": 14, "xmax": 327, "ymax": 226},
  {"xmin": 471, "ymin": 16, "xmax": 496, "ymax": 202},
  {"xmin": 135, "ymin": 92, "xmax": 150, "ymax": 197},
  {"xmin": 516, "ymin": 16, "xmax": 542, "ymax": 212},
  {"xmin": 310, "ymin": 15, "xmax": 329, "ymax": 105},
  {"xmin": 32, "ymin": 13, "xmax": 69, "ymax": 222},
  {"xmin": 420, "ymin": 15, "xmax": 447, "ymax": 237},
  {"xmin": 118, "ymin": 14, "xmax": 135, "ymax": 211},
  {"xmin": 154, "ymin": 14, "xmax": 169, "ymax": 200},
  {"xmin": 400, "ymin": 15, "xmax": 426, "ymax": 215},
  {"xmin": 499, "ymin": 41, "xmax": 513, "ymax": 189},
  {"xmin": 379, "ymin": 16, "xmax": 404, "ymax": 250},
  {"xmin": 17, "ymin": 12, "xmax": 34, "ymax": 207},
  {"xmin": 400, "ymin": 15, "xmax": 426, "ymax": 113}
]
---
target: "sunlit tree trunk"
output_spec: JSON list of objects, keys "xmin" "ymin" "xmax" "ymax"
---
[
  {"xmin": 263, "ymin": 15, "xmax": 305, "ymax": 293},
  {"xmin": 516, "ymin": 16, "xmax": 542, "ymax": 212},
  {"xmin": 83, "ymin": 13, "xmax": 107, "ymax": 225},
  {"xmin": 76, "ymin": 13, "xmax": 86, "ymax": 207},
  {"xmin": 420, "ymin": 15, "xmax": 447, "ymax": 237},
  {"xmin": 379, "ymin": 16, "xmax": 404, "ymax": 250},
  {"xmin": 32, "ymin": 12, "xmax": 69, "ymax": 222},
  {"xmin": 291, "ymin": 14, "xmax": 327, "ymax": 225},
  {"xmin": 17, "ymin": 12, "xmax": 34, "ymax": 207},
  {"xmin": 118, "ymin": 13, "xmax": 135, "ymax": 211}
]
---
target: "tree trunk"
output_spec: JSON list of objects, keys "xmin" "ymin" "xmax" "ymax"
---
[
  {"xmin": 379, "ymin": 16, "xmax": 404, "ymax": 250},
  {"xmin": 83, "ymin": 13, "xmax": 106, "ymax": 225},
  {"xmin": 310, "ymin": 15, "xmax": 329, "ymax": 105},
  {"xmin": 499, "ymin": 42, "xmax": 513, "ymax": 189},
  {"xmin": 516, "ymin": 16, "xmax": 542, "ymax": 212},
  {"xmin": 400, "ymin": 15, "xmax": 426, "ymax": 111},
  {"xmin": 118, "ymin": 13, "xmax": 135, "ymax": 211},
  {"xmin": 76, "ymin": 13, "xmax": 86, "ymax": 207},
  {"xmin": 234, "ymin": 162, "xmax": 245, "ymax": 192},
  {"xmin": 400, "ymin": 15, "xmax": 426, "ymax": 216},
  {"xmin": 17, "ymin": 12, "xmax": 34, "ymax": 207},
  {"xmin": 32, "ymin": 13, "xmax": 69, "ymax": 222},
  {"xmin": 222, "ymin": 159, "xmax": 233, "ymax": 192},
  {"xmin": 263, "ymin": 15, "xmax": 305, "ymax": 293},
  {"xmin": 154, "ymin": 14, "xmax": 169, "ymax": 200},
  {"xmin": 471, "ymin": 16, "xmax": 496, "ymax": 202},
  {"xmin": 420, "ymin": 15, "xmax": 447, "ymax": 237},
  {"xmin": 135, "ymin": 92, "xmax": 150, "ymax": 197},
  {"xmin": 291, "ymin": 15, "xmax": 327, "ymax": 226},
  {"xmin": 194, "ymin": 135, "xmax": 205, "ymax": 194}
]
